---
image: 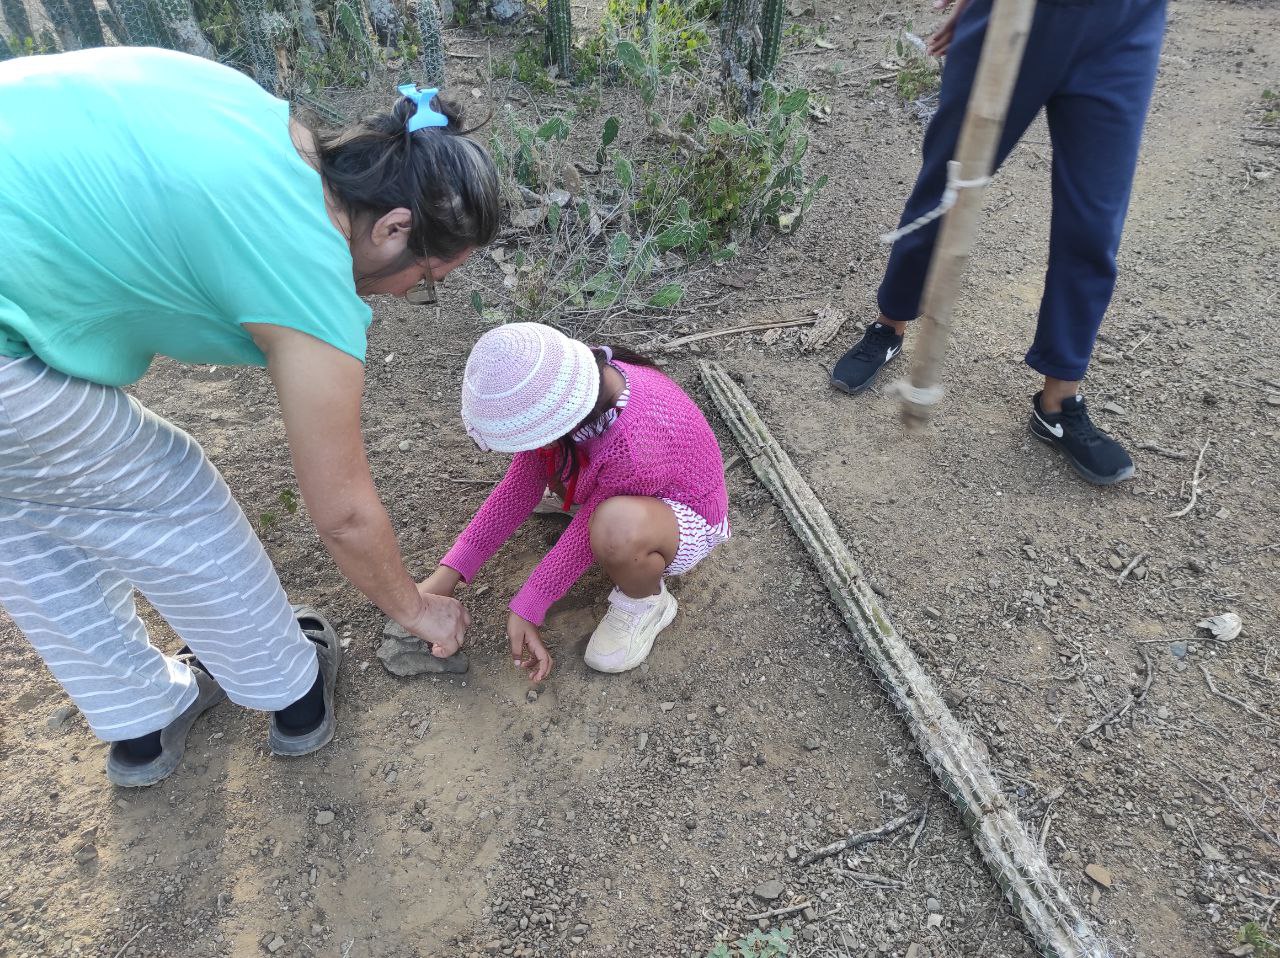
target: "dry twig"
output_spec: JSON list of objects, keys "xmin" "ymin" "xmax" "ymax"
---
[
  {"xmin": 662, "ymin": 318, "xmax": 816, "ymax": 351},
  {"xmin": 1117, "ymin": 553, "xmax": 1147, "ymax": 584},
  {"xmin": 745, "ymin": 901, "xmax": 812, "ymax": 921},
  {"xmin": 799, "ymin": 807, "xmax": 925, "ymax": 867},
  {"xmin": 1075, "ymin": 649, "xmax": 1154, "ymax": 743},
  {"xmin": 1199, "ymin": 664, "xmax": 1278, "ymax": 728},
  {"xmin": 112, "ymin": 927, "xmax": 149, "ymax": 958},
  {"xmin": 1167, "ymin": 438, "xmax": 1210, "ymax": 518}
]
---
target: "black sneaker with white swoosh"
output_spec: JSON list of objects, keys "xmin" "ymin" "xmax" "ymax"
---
[
  {"xmin": 1029, "ymin": 392, "xmax": 1135, "ymax": 485},
  {"xmin": 830, "ymin": 322, "xmax": 905, "ymax": 395}
]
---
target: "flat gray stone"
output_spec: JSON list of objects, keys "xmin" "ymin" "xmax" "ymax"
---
[
  {"xmin": 752, "ymin": 879, "xmax": 785, "ymax": 902},
  {"xmin": 377, "ymin": 621, "xmax": 470, "ymax": 676}
]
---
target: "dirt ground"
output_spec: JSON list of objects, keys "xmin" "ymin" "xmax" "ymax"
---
[{"xmin": 2, "ymin": 1, "xmax": 1278, "ymax": 957}]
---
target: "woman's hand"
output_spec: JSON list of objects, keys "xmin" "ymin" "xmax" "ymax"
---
[
  {"xmin": 507, "ymin": 612, "xmax": 553, "ymax": 682},
  {"xmin": 926, "ymin": 0, "xmax": 971, "ymax": 57},
  {"xmin": 401, "ymin": 590, "xmax": 470, "ymax": 658}
]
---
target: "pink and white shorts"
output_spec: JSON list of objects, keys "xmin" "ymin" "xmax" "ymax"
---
[{"xmin": 661, "ymin": 499, "xmax": 730, "ymax": 576}]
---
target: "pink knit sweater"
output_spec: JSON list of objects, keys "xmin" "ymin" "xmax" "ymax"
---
[{"xmin": 441, "ymin": 362, "xmax": 729, "ymax": 625}]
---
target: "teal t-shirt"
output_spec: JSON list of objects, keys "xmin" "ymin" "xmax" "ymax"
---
[{"xmin": 0, "ymin": 47, "xmax": 372, "ymax": 386}]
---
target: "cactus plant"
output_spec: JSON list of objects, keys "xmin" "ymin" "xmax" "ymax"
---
[
  {"xmin": 758, "ymin": 0, "xmax": 783, "ymax": 80},
  {"xmin": 108, "ymin": 0, "xmax": 163, "ymax": 45},
  {"xmin": 152, "ymin": 0, "xmax": 217, "ymax": 55},
  {"xmin": 718, "ymin": 0, "xmax": 761, "ymax": 114},
  {"xmin": 292, "ymin": 0, "xmax": 327, "ymax": 52},
  {"xmin": 545, "ymin": 0, "xmax": 571, "ymax": 78},
  {"xmin": 42, "ymin": 0, "xmax": 81, "ymax": 49},
  {"xmin": 414, "ymin": 0, "xmax": 445, "ymax": 86},
  {"xmin": 234, "ymin": 0, "xmax": 279, "ymax": 91},
  {"xmin": 68, "ymin": 0, "xmax": 105, "ymax": 46},
  {"xmin": 2, "ymin": 0, "xmax": 37, "ymax": 49}
]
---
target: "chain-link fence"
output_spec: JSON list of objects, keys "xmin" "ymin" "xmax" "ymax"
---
[{"xmin": 0, "ymin": 0, "xmax": 449, "ymax": 95}]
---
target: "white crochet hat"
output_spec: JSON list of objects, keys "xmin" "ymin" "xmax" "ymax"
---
[{"xmin": 461, "ymin": 323, "xmax": 601, "ymax": 453}]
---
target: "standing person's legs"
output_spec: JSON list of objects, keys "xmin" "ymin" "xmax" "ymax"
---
[
  {"xmin": 833, "ymin": 0, "xmax": 1079, "ymax": 393},
  {"xmin": 1023, "ymin": 0, "xmax": 1165, "ymax": 486},
  {"xmin": 1029, "ymin": 0, "xmax": 1167, "ymax": 399},
  {"xmin": 0, "ymin": 355, "xmax": 328, "ymax": 778}
]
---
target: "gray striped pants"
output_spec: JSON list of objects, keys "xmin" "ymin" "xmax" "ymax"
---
[{"xmin": 0, "ymin": 355, "xmax": 317, "ymax": 741}]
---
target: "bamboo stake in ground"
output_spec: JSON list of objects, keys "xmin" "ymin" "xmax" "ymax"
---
[
  {"xmin": 898, "ymin": 0, "xmax": 1036, "ymax": 428},
  {"xmin": 700, "ymin": 360, "xmax": 1108, "ymax": 958}
]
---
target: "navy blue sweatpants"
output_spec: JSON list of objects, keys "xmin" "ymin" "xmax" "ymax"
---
[{"xmin": 877, "ymin": 0, "xmax": 1167, "ymax": 382}]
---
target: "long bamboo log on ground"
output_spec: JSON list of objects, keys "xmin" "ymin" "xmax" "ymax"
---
[
  {"xmin": 899, "ymin": 0, "xmax": 1035, "ymax": 428},
  {"xmin": 699, "ymin": 360, "xmax": 1108, "ymax": 958}
]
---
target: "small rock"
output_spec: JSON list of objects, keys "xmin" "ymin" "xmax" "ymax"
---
[
  {"xmin": 266, "ymin": 935, "xmax": 285, "ymax": 953},
  {"xmin": 752, "ymin": 879, "xmax": 785, "ymax": 902},
  {"xmin": 660, "ymin": 701, "xmax": 675, "ymax": 712},
  {"xmin": 1107, "ymin": 555, "xmax": 1124, "ymax": 571},
  {"xmin": 1169, "ymin": 641, "xmax": 1187, "ymax": 659},
  {"xmin": 1046, "ymin": 688, "xmax": 1061, "ymax": 707},
  {"xmin": 46, "ymin": 703, "xmax": 76, "ymax": 731},
  {"xmin": 315, "ymin": 810, "xmax": 335, "ymax": 826},
  {"xmin": 926, "ymin": 914, "xmax": 943, "ymax": 929},
  {"xmin": 637, "ymin": 732, "xmax": 649, "ymax": 751},
  {"xmin": 1187, "ymin": 558, "xmax": 1206, "ymax": 574},
  {"xmin": 1101, "ymin": 401, "xmax": 1126, "ymax": 416},
  {"xmin": 1084, "ymin": 863, "xmax": 1112, "ymax": 888},
  {"xmin": 1161, "ymin": 812, "xmax": 1178, "ymax": 829},
  {"xmin": 73, "ymin": 843, "xmax": 98, "ymax": 866},
  {"xmin": 377, "ymin": 621, "xmax": 470, "ymax": 676},
  {"xmin": 803, "ymin": 736, "xmax": 821, "ymax": 752},
  {"xmin": 398, "ymin": 439, "xmax": 412, "ymax": 452},
  {"xmin": 926, "ymin": 897, "xmax": 941, "ymax": 913},
  {"xmin": 526, "ymin": 689, "xmax": 539, "ymax": 704}
]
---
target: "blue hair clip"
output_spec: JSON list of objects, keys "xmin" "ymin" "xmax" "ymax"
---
[{"xmin": 397, "ymin": 83, "xmax": 449, "ymax": 132}]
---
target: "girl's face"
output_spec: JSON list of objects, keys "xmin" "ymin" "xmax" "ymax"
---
[{"xmin": 349, "ymin": 207, "xmax": 473, "ymax": 297}]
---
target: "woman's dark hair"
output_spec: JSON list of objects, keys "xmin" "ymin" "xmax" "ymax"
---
[
  {"xmin": 313, "ymin": 92, "xmax": 500, "ymax": 279},
  {"xmin": 551, "ymin": 346, "xmax": 658, "ymax": 487}
]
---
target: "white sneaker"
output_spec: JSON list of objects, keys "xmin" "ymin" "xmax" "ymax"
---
[{"xmin": 584, "ymin": 584, "xmax": 678, "ymax": 674}]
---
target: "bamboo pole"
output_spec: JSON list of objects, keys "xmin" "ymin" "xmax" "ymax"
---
[
  {"xmin": 700, "ymin": 360, "xmax": 1109, "ymax": 958},
  {"xmin": 899, "ymin": 0, "xmax": 1036, "ymax": 428}
]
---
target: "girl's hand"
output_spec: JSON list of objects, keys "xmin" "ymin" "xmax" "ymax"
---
[
  {"xmin": 507, "ymin": 612, "xmax": 553, "ymax": 682},
  {"xmin": 926, "ymin": 0, "xmax": 971, "ymax": 57},
  {"xmin": 420, "ymin": 566, "xmax": 462, "ymax": 598}
]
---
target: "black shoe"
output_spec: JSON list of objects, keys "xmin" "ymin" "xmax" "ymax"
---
[
  {"xmin": 1029, "ymin": 392, "xmax": 1135, "ymax": 485},
  {"xmin": 830, "ymin": 322, "xmax": 905, "ymax": 395},
  {"xmin": 105, "ymin": 656, "xmax": 226, "ymax": 787},
  {"xmin": 268, "ymin": 606, "xmax": 341, "ymax": 757}
]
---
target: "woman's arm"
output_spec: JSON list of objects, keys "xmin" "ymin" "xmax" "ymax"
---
[{"xmin": 247, "ymin": 323, "xmax": 469, "ymax": 655}]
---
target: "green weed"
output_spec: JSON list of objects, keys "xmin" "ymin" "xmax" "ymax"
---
[
  {"xmin": 1240, "ymin": 922, "xmax": 1280, "ymax": 958},
  {"xmin": 706, "ymin": 926, "xmax": 794, "ymax": 958}
]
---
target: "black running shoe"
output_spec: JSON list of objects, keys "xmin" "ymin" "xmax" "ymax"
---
[
  {"xmin": 1029, "ymin": 392, "xmax": 1135, "ymax": 486},
  {"xmin": 830, "ymin": 322, "xmax": 905, "ymax": 395}
]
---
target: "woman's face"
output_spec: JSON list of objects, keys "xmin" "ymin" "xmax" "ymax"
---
[{"xmin": 350, "ymin": 206, "xmax": 474, "ymax": 297}]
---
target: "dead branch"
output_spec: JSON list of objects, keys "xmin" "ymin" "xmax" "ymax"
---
[
  {"xmin": 908, "ymin": 801, "xmax": 930, "ymax": 852},
  {"xmin": 700, "ymin": 360, "xmax": 1109, "ymax": 958},
  {"xmin": 1199, "ymin": 664, "xmax": 1278, "ymax": 728},
  {"xmin": 1136, "ymin": 440, "xmax": 1190, "ymax": 461},
  {"xmin": 799, "ymin": 807, "xmax": 925, "ymax": 867},
  {"xmin": 661, "ymin": 318, "xmax": 816, "ymax": 351},
  {"xmin": 1075, "ymin": 648, "xmax": 1154, "ymax": 743},
  {"xmin": 834, "ymin": 869, "xmax": 907, "ymax": 888},
  {"xmin": 1167, "ymin": 438, "xmax": 1210, "ymax": 518},
  {"xmin": 1117, "ymin": 552, "xmax": 1148, "ymax": 584},
  {"xmin": 1173, "ymin": 761, "xmax": 1280, "ymax": 854},
  {"xmin": 745, "ymin": 901, "xmax": 812, "ymax": 921}
]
